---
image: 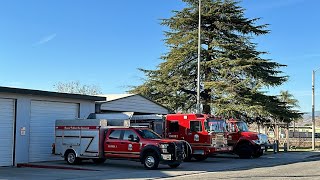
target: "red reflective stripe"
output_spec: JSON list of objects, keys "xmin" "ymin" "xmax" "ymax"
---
[{"xmin": 55, "ymin": 126, "xmax": 99, "ymax": 130}]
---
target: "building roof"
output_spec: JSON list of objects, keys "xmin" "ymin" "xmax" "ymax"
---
[
  {"xmin": 99, "ymin": 94, "xmax": 135, "ymax": 101},
  {"xmin": 97, "ymin": 94, "xmax": 171, "ymax": 114},
  {"xmin": 0, "ymin": 86, "xmax": 106, "ymax": 101}
]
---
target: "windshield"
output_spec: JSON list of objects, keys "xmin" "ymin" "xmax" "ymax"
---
[
  {"xmin": 136, "ymin": 129, "xmax": 162, "ymax": 139},
  {"xmin": 236, "ymin": 121, "xmax": 249, "ymax": 132},
  {"xmin": 204, "ymin": 119, "xmax": 227, "ymax": 133}
]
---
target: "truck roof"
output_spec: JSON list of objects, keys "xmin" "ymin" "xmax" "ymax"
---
[{"xmin": 166, "ymin": 113, "xmax": 224, "ymax": 120}]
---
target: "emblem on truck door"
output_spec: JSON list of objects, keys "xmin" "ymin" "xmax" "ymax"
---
[
  {"xmin": 128, "ymin": 144, "xmax": 133, "ymax": 151},
  {"xmin": 194, "ymin": 134, "xmax": 199, "ymax": 141}
]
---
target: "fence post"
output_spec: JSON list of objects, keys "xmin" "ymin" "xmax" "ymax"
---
[
  {"xmin": 273, "ymin": 140, "xmax": 278, "ymax": 153},
  {"xmin": 284, "ymin": 142, "xmax": 288, "ymax": 152}
]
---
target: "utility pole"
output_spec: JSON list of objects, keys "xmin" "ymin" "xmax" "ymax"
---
[
  {"xmin": 311, "ymin": 67, "xmax": 320, "ymax": 150},
  {"xmin": 312, "ymin": 70, "xmax": 315, "ymax": 150},
  {"xmin": 196, "ymin": 0, "xmax": 201, "ymax": 114}
]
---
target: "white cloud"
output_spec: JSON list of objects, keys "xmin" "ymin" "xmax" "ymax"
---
[{"xmin": 34, "ymin": 33, "xmax": 57, "ymax": 46}]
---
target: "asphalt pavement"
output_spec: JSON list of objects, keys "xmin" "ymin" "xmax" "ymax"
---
[{"xmin": 0, "ymin": 151, "xmax": 319, "ymax": 180}]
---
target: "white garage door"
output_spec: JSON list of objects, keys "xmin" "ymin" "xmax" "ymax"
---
[
  {"xmin": 29, "ymin": 100, "xmax": 79, "ymax": 162},
  {"xmin": 0, "ymin": 98, "xmax": 15, "ymax": 166}
]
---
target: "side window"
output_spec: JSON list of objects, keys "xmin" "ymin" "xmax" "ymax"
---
[
  {"xmin": 123, "ymin": 130, "xmax": 138, "ymax": 141},
  {"xmin": 108, "ymin": 130, "xmax": 122, "ymax": 139},
  {"xmin": 190, "ymin": 121, "xmax": 202, "ymax": 132},
  {"xmin": 169, "ymin": 121, "xmax": 179, "ymax": 132}
]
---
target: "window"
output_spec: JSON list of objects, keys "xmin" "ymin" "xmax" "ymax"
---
[
  {"xmin": 227, "ymin": 123, "xmax": 236, "ymax": 133},
  {"xmin": 190, "ymin": 121, "xmax": 202, "ymax": 132},
  {"xmin": 108, "ymin": 130, "xmax": 122, "ymax": 139},
  {"xmin": 169, "ymin": 121, "xmax": 179, "ymax": 132},
  {"xmin": 136, "ymin": 129, "xmax": 161, "ymax": 139},
  {"xmin": 123, "ymin": 130, "xmax": 138, "ymax": 141},
  {"xmin": 236, "ymin": 122, "xmax": 249, "ymax": 132},
  {"xmin": 204, "ymin": 119, "xmax": 227, "ymax": 133}
]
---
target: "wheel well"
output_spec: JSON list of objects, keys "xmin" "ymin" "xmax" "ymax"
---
[
  {"xmin": 64, "ymin": 149, "xmax": 76, "ymax": 160},
  {"xmin": 142, "ymin": 149, "xmax": 157, "ymax": 157},
  {"xmin": 234, "ymin": 140, "xmax": 251, "ymax": 151},
  {"xmin": 140, "ymin": 147, "xmax": 160, "ymax": 163}
]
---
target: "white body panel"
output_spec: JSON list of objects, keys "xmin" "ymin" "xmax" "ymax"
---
[
  {"xmin": 29, "ymin": 101, "xmax": 79, "ymax": 162},
  {"xmin": 55, "ymin": 119, "xmax": 108, "ymax": 159},
  {"xmin": 0, "ymin": 98, "xmax": 15, "ymax": 166}
]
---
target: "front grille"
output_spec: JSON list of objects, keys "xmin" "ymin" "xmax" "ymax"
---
[
  {"xmin": 167, "ymin": 142, "xmax": 184, "ymax": 161},
  {"xmin": 167, "ymin": 143, "xmax": 175, "ymax": 154},
  {"xmin": 214, "ymin": 134, "xmax": 226, "ymax": 147}
]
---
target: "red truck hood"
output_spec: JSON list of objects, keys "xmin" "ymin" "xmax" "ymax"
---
[{"xmin": 240, "ymin": 131, "xmax": 259, "ymax": 140}]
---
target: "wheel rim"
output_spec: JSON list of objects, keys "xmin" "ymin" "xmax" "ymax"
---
[
  {"xmin": 67, "ymin": 153, "xmax": 75, "ymax": 163},
  {"xmin": 145, "ymin": 155, "xmax": 155, "ymax": 168}
]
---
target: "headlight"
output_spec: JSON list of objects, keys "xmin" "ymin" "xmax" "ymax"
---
[
  {"xmin": 160, "ymin": 143, "xmax": 169, "ymax": 153},
  {"xmin": 252, "ymin": 140, "xmax": 261, "ymax": 145},
  {"xmin": 160, "ymin": 143, "xmax": 169, "ymax": 149},
  {"xmin": 211, "ymin": 138, "xmax": 216, "ymax": 145},
  {"xmin": 224, "ymin": 139, "xmax": 228, "ymax": 145}
]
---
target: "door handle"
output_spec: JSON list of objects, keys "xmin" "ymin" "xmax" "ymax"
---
[
  {"xmin": 106, "ymin": 142, "xmax": 110, "ymax": 144},
  {"xmin": 120, "ymin": 142, "xmax": 125, "ymax": 144}
]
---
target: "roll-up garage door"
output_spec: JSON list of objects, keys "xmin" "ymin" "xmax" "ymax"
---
[
  {"xmin": 0, "ymin": 98, "xmax": 15, "ymax": 166},
  {"xmin": 29, "ymin": 100, "xmax": 79, "ymax": 162}
]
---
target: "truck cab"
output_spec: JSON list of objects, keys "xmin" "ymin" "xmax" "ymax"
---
[
  {"xmin": 165, "ymin": 114, "xmax": 232, "ymax": 161},
  {"xmin": 104, "ymin": 127, "xmax": 186, "ymax": 169},
  {"xmin": 226, "ymin": 119, "xmax": 270, "ymax": 158}
]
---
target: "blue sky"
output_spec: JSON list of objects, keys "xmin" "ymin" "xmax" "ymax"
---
[{"xmin": 0, "ymin": 0, "xmax": 319, "ymax": 112}]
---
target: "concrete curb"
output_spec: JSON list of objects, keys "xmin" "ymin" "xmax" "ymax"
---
[{"xmin": 17, "ymin": 163, "xmax": 99, "ymax": 171}]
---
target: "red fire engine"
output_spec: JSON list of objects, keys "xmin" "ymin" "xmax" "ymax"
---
[
  {"xmin": 226, "ymin": 118, "xmax": 270, "ymax": 158},
  {"xmin": 164, "ymin": 114, "xmax": 233, "ymax": 161}
]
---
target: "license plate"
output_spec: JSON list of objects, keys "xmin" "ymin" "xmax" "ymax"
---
[
  {"xmin": 216, "ymin": 147, "xmax": 232, "ymax": 151},
  {"xmin": 161, "ymin": 154, "xmax": 172, "ymax": 160},
  {"xmin": 220, "ymin": 147, "xmax": 228, "ymax": 151},
  {"xmin": 193, "ymin": 150, "xmax": 205, "ymax": 155}
]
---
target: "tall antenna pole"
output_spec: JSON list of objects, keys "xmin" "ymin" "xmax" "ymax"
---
[{"xmin": 196, "ymin": 0, "xmax": 201, "ymax": 114}]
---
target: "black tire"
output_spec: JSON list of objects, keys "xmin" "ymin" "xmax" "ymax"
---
[
  {"xmin": 66, "ymin": 151, "xmax": 81, "ymax": 165},
  {"xmin": 237, "ymin": 144, "xmax": 253, "ymax": 159},
  {"xmin": 252, "ymin": 149, "xmax": 263, "ymax": 158},
  {"xmin": 183, "ymin": 155, "xmax": 192, "ymax": 162},
  {"xmin": 92, "ymin": 158, "xmax": 106, "ymax": 164},
  {"xmin": 143, "ymin": 152, "xmax": 160, "ymax": 170},
  {"xmin": 168, "ymin": 163, "xmax": 180, "ymax": 168},
  {"xmin": 193, "ymin": 155, "xmax": 208, "ymax": 161}
]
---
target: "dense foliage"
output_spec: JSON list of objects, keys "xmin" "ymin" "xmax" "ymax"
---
[{"xmin": 130, "ymin": 0, "xmax": 301, "ymax": 123}]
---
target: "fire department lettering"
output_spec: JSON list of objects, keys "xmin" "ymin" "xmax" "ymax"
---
[
  {"xmin": 108, "ymin": 145, "xmax": 117, "ymax": 148},
  {"xmin": 169, "ymin": 135, "xmax": 178, "ymax": 138}
]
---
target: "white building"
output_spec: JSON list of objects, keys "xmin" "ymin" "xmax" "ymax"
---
[
  {"xmin": 0, "ymin": 86, "xmax": 105, "ymax": 166},
  {"xmin": 96, "ymin": 94, "xmax": 170, "ymax": 134}
]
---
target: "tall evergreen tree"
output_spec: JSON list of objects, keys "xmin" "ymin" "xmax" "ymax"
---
[{"xmin": 131, "ymin": 0, "xmax": 294, "ymax": 121}]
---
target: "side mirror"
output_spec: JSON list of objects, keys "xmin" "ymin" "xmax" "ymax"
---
[
  {"xmin": 128, "ymin": 135, "xmax": 139, "ymax": 142},
  {"xmin": 135, "ymin": 136, "xmax": 140, "ymax": 142},
  {"xmin": 128, "ymin": 134, "xmax": 135, "ymax": 141}
]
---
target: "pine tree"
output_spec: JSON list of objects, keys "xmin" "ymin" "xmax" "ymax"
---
[{"xmin": 130, "ymin": 0, "xmax": 297, "ymax": 122}]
